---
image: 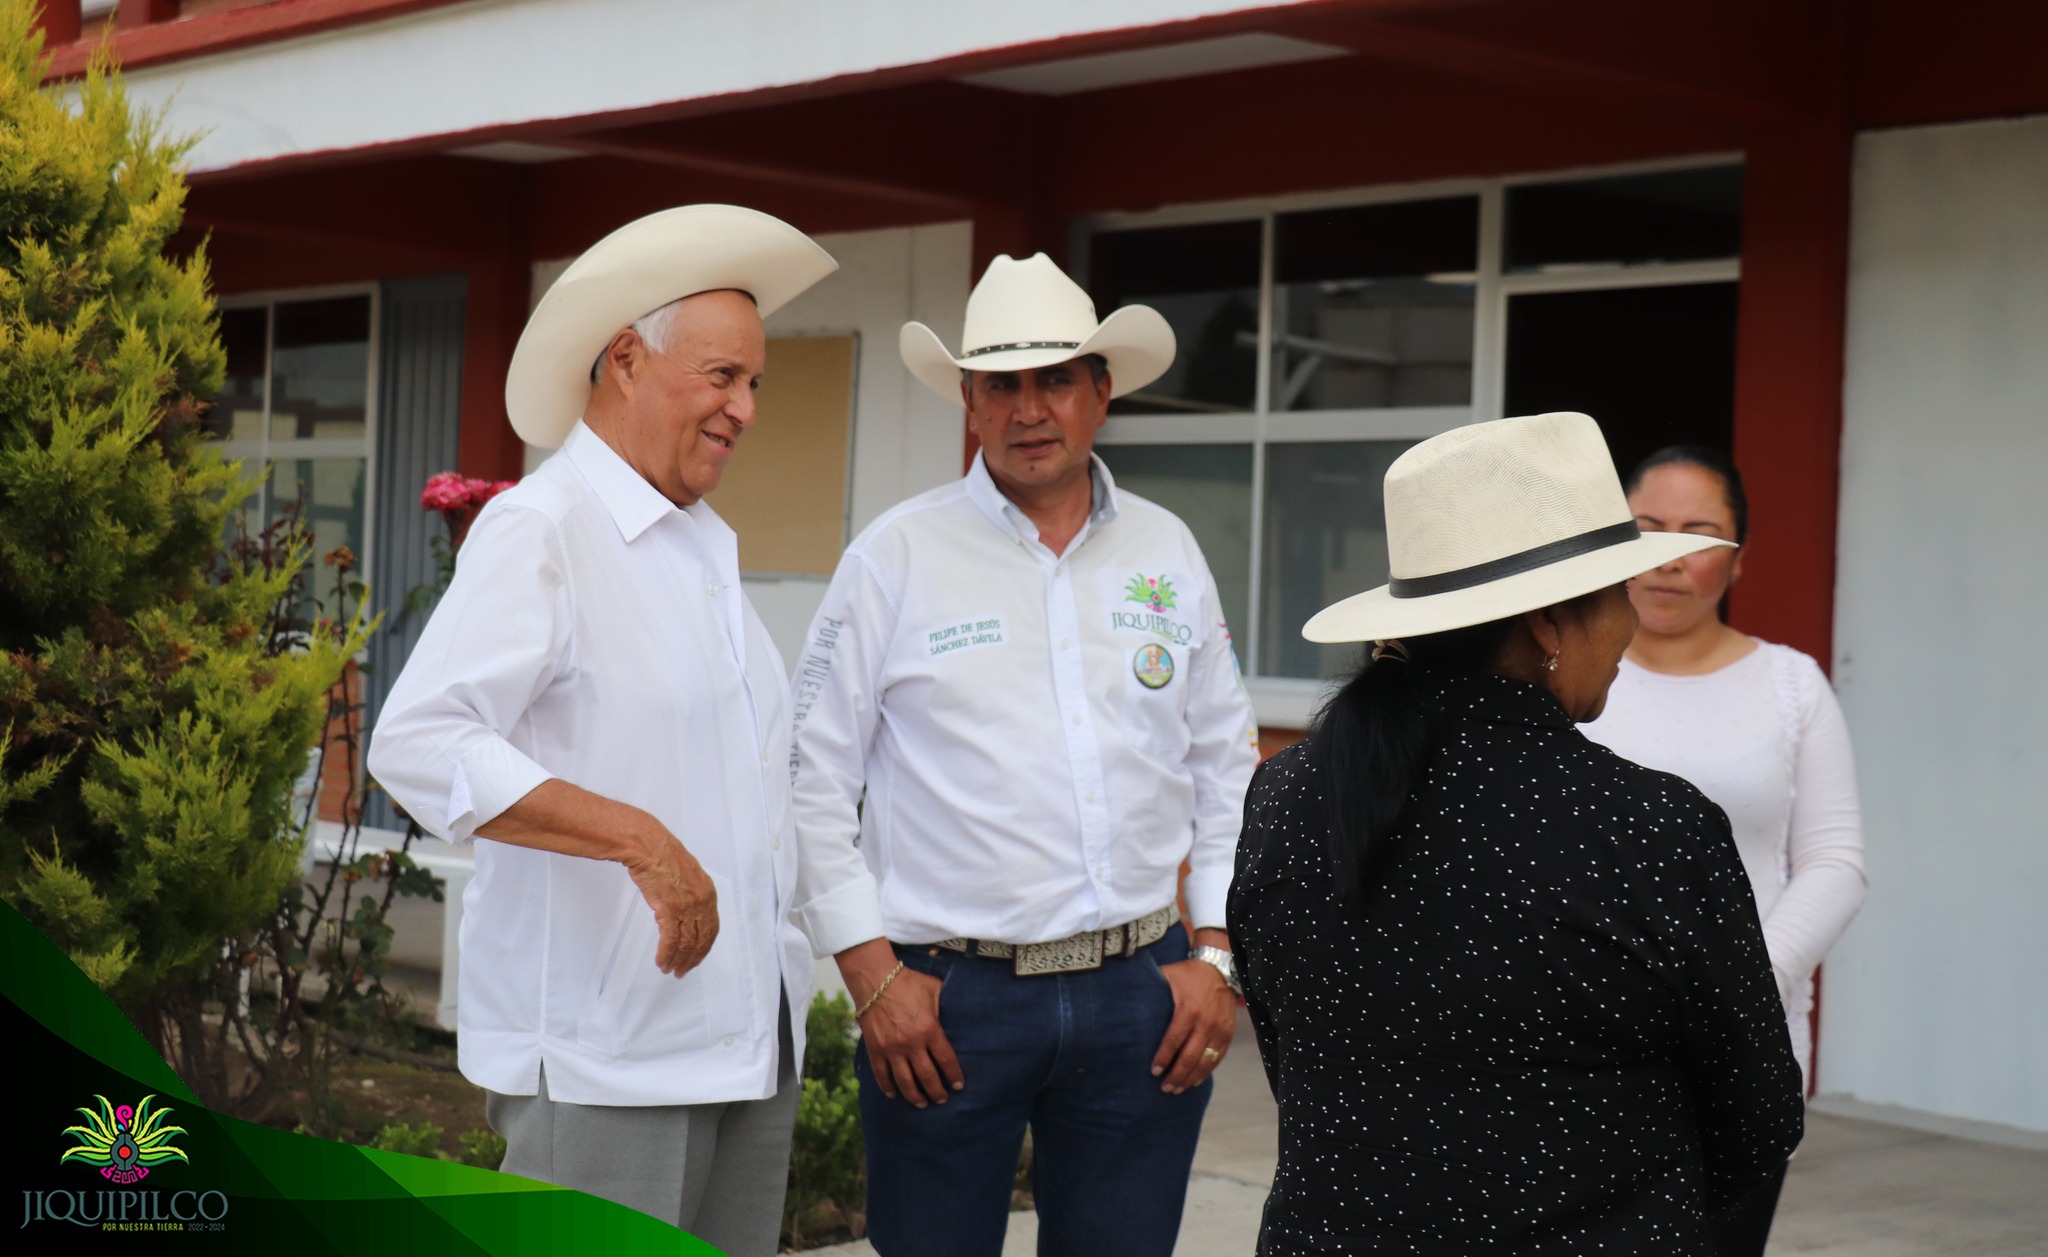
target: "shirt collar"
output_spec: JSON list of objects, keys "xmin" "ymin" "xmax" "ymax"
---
[
  {"xmin": 1425, "ymin": 670, "xmax": 1577, "ymax": 732},
  {"xmin": 964, "ymin": 450, "xmax": 1121, "ymax": 544},
  {"xmin": 564, "ymin": 420, "xmax": 679, "ymax": 544}
]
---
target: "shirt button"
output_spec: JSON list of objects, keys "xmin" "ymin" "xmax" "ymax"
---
[
  {"xmin": 773, "ymin": 840, "xmax": 782, "ymax": 852},
  {"xmin": 1084, "ymin": 790, "xmax": 1096, "ymax": 803},
  {"xmin": 722, "ymin": 1036, "xmax": 735, "ymax": 1048},
  {"xmin": 1071, "ymin": 714, "xmax": 1082, "ymax": 726},
  {"xmin": 1060, "ymin": 638, "xmax": 1071, "ymax": 649},
  {"xmin": 706, "ymin": 581, "xmax": 720, "ymax": 596}
]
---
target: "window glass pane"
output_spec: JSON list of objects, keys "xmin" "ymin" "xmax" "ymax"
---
[
  {"xmin": 271, "ymin": 296, "xmax": 371, "ymax": 441},
  {"xmin": 1505, "ymin": 165, "xmax": 1743, "ymax": 272},
  {"xmin": 269, "ymin": 457, "xmax": 367, "ymax": 619},
  {"xmin": 207, "ymin": 306, "xmax": 269, "ymax": 444},
  {"xmin": 1094, "ymin": 444, "xmax": 1252, "ymax": 671},
  {"xmin": 1272, "ymin": 197, "xmax": 1478, "ymax": 410},
  {"xmin": 1086, "ymin": 221, "xmax": 1260, "ymax": 415},
  {"xmin": 1503, "ymin": 282, "xmax": 1737, "ymax": 478},
  {"xmin": 1258, "ymin": 440, "xmax": 1415, "ymax": 681}
]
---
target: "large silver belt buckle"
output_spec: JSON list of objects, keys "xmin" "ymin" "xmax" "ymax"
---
[{"xmin": 1013, "ymin": 929, "xmax": 1104, "ymax": 977}]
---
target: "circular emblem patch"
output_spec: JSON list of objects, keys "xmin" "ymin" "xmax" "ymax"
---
[{"xmin": 1133, "ymin": 643, "xmax": 1175, "ymax": 690}]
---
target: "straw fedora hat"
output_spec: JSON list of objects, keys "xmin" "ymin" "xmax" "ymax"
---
[
  {"xmin": 506, "ymin": 204, "xmax": 839, "ymax": 449},
  {"xmin": 900, "ymin": 253, "xmax": 1174, "ymax": 402},
  {"xmin": 1304, "ymin": 412, "xmax": 1734, "ymax": 643}
]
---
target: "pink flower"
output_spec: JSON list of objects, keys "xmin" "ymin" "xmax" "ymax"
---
[
  {"xmin": 421, "ymin": 471, "xmax": 519, "ymax": 546},
  {"xmin": 420, "ymin": 472, "xmax": 471, "ymax": 513}
]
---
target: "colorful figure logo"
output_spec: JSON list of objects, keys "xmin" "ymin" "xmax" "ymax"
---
[
  {"xmin": 61, "ymin": 1095, "xmax": 189, "ymax": 1184},
  {"xmin": 1123, "ymin": 573, "xmax": 1178, "ymax": 612},
  {"xmin": 1133, "ymin": 643, "xmax": 1175, "ymax": 690}
]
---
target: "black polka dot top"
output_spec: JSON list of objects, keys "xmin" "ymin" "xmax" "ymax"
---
[{"xmin": 1228, "ymin": 671, "xmax": 1803, "ymax": 1254}]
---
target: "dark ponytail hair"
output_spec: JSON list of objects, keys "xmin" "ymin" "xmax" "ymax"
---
[
  {"xmin": 1307, "ymin": 616, "xmax": 1518, "ymax": 905},
  {"xmin": 1626, "ymin": 445, "xmax": 1749, "ymax": 544}
]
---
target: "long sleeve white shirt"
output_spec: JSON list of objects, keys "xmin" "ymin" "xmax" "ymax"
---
[
  {"xmin": 366, "ymin": 422, "xmax": 806, "ymax": 1107},
  {"xmin": 788, "ymin": 453, "xmax": 1260, "ymax": 957},
  {"xmin": 1580, "ymin": 640, "xmax": 1868, "ymax": 1080}
]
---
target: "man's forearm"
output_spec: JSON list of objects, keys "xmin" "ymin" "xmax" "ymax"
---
[
  {"xmin": 834, "ymin": 936, "xmax": 898, "ymax": 1000},
  {"xmin": 482, "ymin": 779, "xmax": 719, "ymax": 978},
  {"xmin": 476, "ymin": 778, "xmax": 667, "ymax": 867}
]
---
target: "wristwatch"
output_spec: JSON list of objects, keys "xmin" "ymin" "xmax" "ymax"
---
[{"xmin": 1189, "ymin": 944, "xmax": 1242, "ymax": 998}]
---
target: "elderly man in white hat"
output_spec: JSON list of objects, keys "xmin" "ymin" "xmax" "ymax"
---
[
  {"xmin": 786, "ymin": 254, "xmax": 1260, "ymax": 1256},
  {"xmin": 368, "ymin": 205, "xmax": 836, "ymax": 1250}
]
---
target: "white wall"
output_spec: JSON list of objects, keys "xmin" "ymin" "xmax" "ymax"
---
[
  {"xmin": 1824, "ymin": 114, "xmax": 2048, "ymax": 1133},
  {"xmin": 526, "ymin": 221, "xmax": 973, "ymax": 669},
  {"xmin": 114, "ymin": 0, "xmax": 1312, "ymax": 174},
  {"xmin": 747, "ymin": 221, "xmax": 972, "ymax": 666}
]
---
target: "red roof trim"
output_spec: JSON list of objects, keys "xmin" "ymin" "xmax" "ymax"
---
[
  {"xmin": 174, "ymin": 0, "xmax": 1427, "ymax": 184},
  {"xmin": 41, "ymin": 0, "xmax": 474, "ymax": 80}
]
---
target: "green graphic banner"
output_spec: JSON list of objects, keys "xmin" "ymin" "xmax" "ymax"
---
[{"xmin": 2, "ymin": 901, "xmax": 723, "ymax": 1254}]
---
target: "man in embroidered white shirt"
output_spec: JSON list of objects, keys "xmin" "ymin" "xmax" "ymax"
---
[
  {"xmin": 367, "ymin": 207, "xmax": 835, "ymax": 1252},
  {"xmin": 788, "ymin": 254, "xmax": 1260, "ymax": 1257}
]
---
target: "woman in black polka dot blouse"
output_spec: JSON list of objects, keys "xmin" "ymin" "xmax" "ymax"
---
[{"xmin": 1229, "ymin": 414, "xmax": 1803, "ymax": 1254}]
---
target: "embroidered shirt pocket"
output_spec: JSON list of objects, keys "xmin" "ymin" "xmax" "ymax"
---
[
  {"xmin": 1104, "ymin": 568, "xmax": 1201, "ymax": 763},
  {"xmin": 1120, "ymin": 637, "xmax": 1194, "ymax": 763}
]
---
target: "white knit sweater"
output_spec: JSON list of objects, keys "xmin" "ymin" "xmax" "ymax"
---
[{"xmin": 1580, "ymin": 640, "xmax": 1868, "ymax": 1083}]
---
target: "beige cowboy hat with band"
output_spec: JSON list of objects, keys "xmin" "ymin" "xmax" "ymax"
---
[
  {"xmin": 1305, "ymin": 412, "xmax": 1734, "ymax": 644},
  {"xmin": 900, "ymin": 253, "xmax": 1175, "ymax": 401},
  {"xmin": 506, "ymin": 204, "xmax": 839, "ymax": 449}
]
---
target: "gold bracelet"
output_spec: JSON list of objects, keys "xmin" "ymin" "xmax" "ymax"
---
[{"xmin": 854, "ymin": 961, "xmax": 905, "ymax": 1021}]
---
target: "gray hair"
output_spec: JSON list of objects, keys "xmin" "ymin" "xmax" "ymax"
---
[
  {"xmin": 591, "ymin": 291, "xmax": 760, "ymax": 384},
  {"xmin": 589, "ymin": 299, "xmax": 681, "ymax": 384},
  {"xmin": 961, "ymin": 353, "xmax": 1109, "ymax": 391},
  {"xmin": 632, "ymin": 299, "xmax": 681, "ymax": 353}
]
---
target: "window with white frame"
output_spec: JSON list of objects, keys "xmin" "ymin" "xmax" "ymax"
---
[
  {"xmin": 204, "ymin": 289, "xmax": 378, "ymax": 620},
  {"xmin": 1079, "ymin": 159, "xmax": 1743, "ymax": 726}
]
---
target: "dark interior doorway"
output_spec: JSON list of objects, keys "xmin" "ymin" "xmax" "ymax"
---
[{"xmin": 1503, "ymin": 281, "xmax": 1740, "ymax": 481}]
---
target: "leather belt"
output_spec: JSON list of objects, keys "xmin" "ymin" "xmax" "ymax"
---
[{"xmin": 933, "ymin": 905, "xmax": 1180, "ymax": 977}]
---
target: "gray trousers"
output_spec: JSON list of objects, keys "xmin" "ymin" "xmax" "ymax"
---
[{"xmin": 486, "ymin": 998, "xmax": 798, "ymax": 1255}]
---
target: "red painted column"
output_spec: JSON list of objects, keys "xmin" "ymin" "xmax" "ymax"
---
[
  {"xmin": 32, "ymin": 0, "xmax": 80, "ymax": 45},
  {"xmin": 114, "ymin": 0, "xmax": 177, "ymax": 29},
  {"xmin": 1727, "ymin": 118, "xmax": 1853, "ymax": 671},
  {"xmin": 457, "ymin": 254, "xmax": 531, "ymax": 483}
]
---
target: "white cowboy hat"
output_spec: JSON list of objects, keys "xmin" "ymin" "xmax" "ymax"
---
[
  {"xmin": 506, "ymin": 204, "xmax": 838, "ymax": 449},
  {"xmin": 1304, "ymin": 412, "xmax": 1734, "ymax": 643},
  {"xmin": 900, "ymin": 253, "xmax": 1174, "ymax": 402}
]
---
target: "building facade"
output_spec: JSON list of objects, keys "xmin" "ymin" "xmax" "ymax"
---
[{"xmin": 34, "ymin": 0, "xmax": 2048, "ymax": 1139}]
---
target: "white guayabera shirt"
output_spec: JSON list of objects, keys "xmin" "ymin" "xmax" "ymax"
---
[
  {"xmin": 788, "ymin": 453, "xmax": 1260, "ymax": 957},
  {"xmin": 368, "ymin": 422, "xmax": 806, "ymax": 1108}
]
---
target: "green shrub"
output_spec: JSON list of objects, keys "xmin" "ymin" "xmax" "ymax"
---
[
  {"xmin": 368, "ymin": 1120, "xmax": 445, "ymax": 1160},
  {"xmin": 783, "ymin": 991, "xmax": 865, "ymax": 1247},
  {"xmin": 0, "ymin": 0, "xmax": 365, "ymax": 1116},
  {"xmin": 458, "ymin": 1127, "xmax": 507, "ymax": 1171}
]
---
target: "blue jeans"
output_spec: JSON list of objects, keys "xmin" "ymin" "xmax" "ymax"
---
[{"xmin": 857, "ymin": 931, "xmax": 1211, "ymax": 1257}]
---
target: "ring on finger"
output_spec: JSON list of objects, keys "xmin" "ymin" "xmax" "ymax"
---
[{"xmin": 1200, "ymin": 1046, "xmax": 1221, "ymax": 1066}]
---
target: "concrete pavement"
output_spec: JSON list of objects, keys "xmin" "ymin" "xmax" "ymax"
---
[
  {"xmin": 807, "ymin": 1006, "xmax": 2048, "ymax": 1255},
  {"xmin": 388, "ymin": 886, "xmax": 2048, "ymax": 1252}
]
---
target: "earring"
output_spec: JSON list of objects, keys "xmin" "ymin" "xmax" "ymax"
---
[{"xmin": 1544, "ymin": 653, "xmax": 1559, "ymax": 673}]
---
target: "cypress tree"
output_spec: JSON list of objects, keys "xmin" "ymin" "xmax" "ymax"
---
[{"xmin": 0, "ymin": 4, "xmax": 359, "ymax": 1020}]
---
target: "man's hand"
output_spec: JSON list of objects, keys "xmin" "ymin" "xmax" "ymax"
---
[
  {"xmin": 621, "ymin": 827, "xmax": 720, "ymax": 978},
  {"xmin": 475, "ymin": 778, "xmax": 718, "ymax": 979},
  {"xmin": 1150, "ymin": 929, "xmax": 1237, "ymax": 1094},
  {"xmin": 838, "ymin": 938, "xmax": 963, "ymax": 1109}
]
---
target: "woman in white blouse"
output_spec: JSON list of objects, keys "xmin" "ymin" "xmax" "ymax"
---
[{"xmin": 1581, "ymin": 446, "xmax": 1868, "ymax": 1256}]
